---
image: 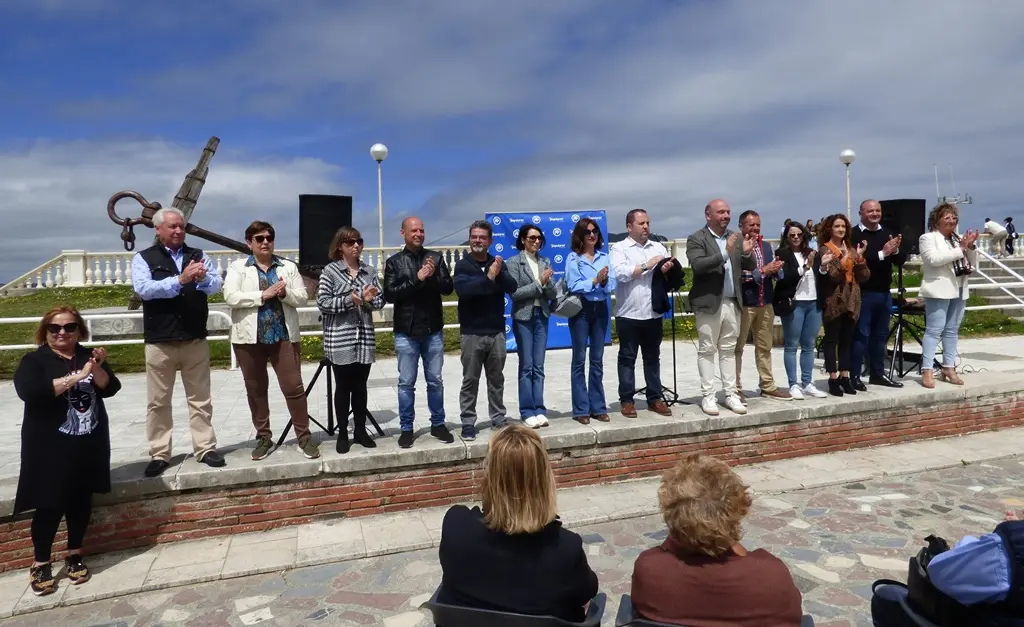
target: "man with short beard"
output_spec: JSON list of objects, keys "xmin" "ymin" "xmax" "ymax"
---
[
  {"xmin": 453, "ymin": 220, "xmax": 517, "ymax": 441},
  {"xmin": 383, "ymin": 216, "xmax": 456, "ymax": 449}
]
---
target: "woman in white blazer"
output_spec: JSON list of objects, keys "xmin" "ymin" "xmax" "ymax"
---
[
  {"xmin": 223, "ymin": 221, "xmax": 319, "ymax": 461},
  {"xmin": 917, "ymin": 203, "xmax": 979, "ymax": 389}
]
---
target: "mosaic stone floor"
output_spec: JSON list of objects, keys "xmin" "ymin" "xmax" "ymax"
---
[{"xmin": 5, "ymin": 457, "xmax": 1022, "ymax": 627}]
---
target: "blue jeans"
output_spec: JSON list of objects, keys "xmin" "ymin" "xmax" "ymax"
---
[
  {"xmin": 922, "ymin": 298, "xmax": 966, "ymax": 370},
  {"xmin": 395, "ymin": 332, "xmax": 446, "ymax": 431},
  {"xmin": 781, "ymin": 300, "xmax": 822, "ymax": 387},
  {"xmin": 851, "ymin": 291, "xmax": 892, "ymax": 379},
  {"xmin": 512, "ymin": 308, "xmax": 548, "ymax": 419},
  {"xmin": 569, "ymin": 300, "xmax": 609, "ymax": 416}
]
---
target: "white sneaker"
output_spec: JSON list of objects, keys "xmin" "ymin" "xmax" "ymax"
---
[
  {"xmin": 700, "ymin": 396, "xmax": 720, "ymax": 416},
  {"xmin": 523, "ymin": 417, "xmax": 543, "ymax": 429},
  {"xmin": 535, "ymin": 414, "xmax": 549, "ymax": 427},
  {"xmin": 802, "ymin": 383, "xmax": 828, "ymax": 398},
  {"xmin": 789, "ymin": 384, "xmax": 805, "ymax": 400},
  {"xmin": 723, "ymin": 395, "xmax": 747, "ymax": 414}
]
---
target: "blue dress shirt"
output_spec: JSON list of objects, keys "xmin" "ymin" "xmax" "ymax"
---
[
  {"xmin": 927, "ymin": 532, "xmax": 1012, "ymax": 605},
  {"xmin": 131, "ymin": 246, "xmax": 223, "ymax": 300},
  {"xmin": 565, "ymin": 251, "xmax": 616, "ymax": 301}
]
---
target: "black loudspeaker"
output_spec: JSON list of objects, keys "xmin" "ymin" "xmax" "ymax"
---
[
  {"xmin": 298, "ymin": 194, "xmax": 353, "ymax": 269},
  {"xmin": 880, "ymin": 199, "xmax": 927, "ymax": 263}
]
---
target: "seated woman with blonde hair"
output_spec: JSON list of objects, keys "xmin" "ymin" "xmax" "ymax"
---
[
  {"xmin": 631, "ymin": 454, "xmax": 803, "ymax": 626},
  {"xmin": 438, "ymin": 423, "xmax": 599, "ymax": 621}
]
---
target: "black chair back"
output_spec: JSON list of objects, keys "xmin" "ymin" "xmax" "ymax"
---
[
  {"xmin": 419, "ymin": 585, "xmax": 606, "ymax": 627},
  {"xmin": 614, "ymin": 594, "xmax": 816, "ymax": 627}
]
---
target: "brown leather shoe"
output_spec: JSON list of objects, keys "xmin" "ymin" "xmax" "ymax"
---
[
  {"xmin": 573, "ymin": 415, "xmax": 591, "ymax": 425},
  {"xmin": 621, "ymin": 402, "xmax": 637, "ymax": 418},
  {"xmin": 761, "ymin": 387, "xmax": 792, "ymax": 401},
  {"xmin": 649, "ymin": 400, "xmax": 673, "ymax": 416},
  {"xmin": 592, "ymin": 413, "xmax": 610, "ymax": 422}
]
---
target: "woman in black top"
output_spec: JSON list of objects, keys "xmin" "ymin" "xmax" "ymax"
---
[
  {"xmin": 438, "ymin": 423, "xmax": 599, "ymax": 621},
  {"xmin": 14, "ymin": 306, "xmax": 121, "ymax": 596}
]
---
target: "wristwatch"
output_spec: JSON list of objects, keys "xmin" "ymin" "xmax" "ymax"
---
[{"xmin": 641, "ymin": 262, "xmax": 648, "ymax": 272}]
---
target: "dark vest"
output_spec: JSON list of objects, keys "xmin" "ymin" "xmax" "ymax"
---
[
  {"xmin": 139, "ymin": 244, "xmax": 210, "ymax": 344},
  {"xmin": 995, "ymin": 521, "xmax": 1024, "ymax": 615}
]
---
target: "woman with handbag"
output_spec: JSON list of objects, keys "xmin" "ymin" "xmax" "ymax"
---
[
  {"xmin": 564, "ymin": 218, "xmax": 615, "ymax": 424},
  {"xmin": 506, "ymin": 225, "xmax": 558, "ymax": 428},
  {"xmin": 918, "ymin": 202, "xmax": 979, "ymax": 388},
  {"xmin": 813, "ymin": 214, "xmax": 870, "ymax": 397},
  {"xmin": 772, "ymin": 220, "xmax": 827, "ymax": 399}
]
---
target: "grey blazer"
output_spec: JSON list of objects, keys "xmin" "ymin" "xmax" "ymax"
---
[
  {"xmin": 686, "ymin": 226, "xmax": 754, "ymax": 314},
  {"xmin": 507, "ymin": 252, "xmax": 557, "ymax": 321}
]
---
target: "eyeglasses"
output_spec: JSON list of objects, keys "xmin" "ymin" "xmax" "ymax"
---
[
  {"xmin": 342, "ymin": 238, "xmax": 364, "ymax": 246},
  {"xmin": 46, "ymin": 322, "xmax": 79, "ymax": 335},
  {"xmin": 252, "ymin": 234, "xmax": 274, "ymax": 244},
  {"xmin": 525, "ymin": 235, "xmax": 542, "ymax": 242}
]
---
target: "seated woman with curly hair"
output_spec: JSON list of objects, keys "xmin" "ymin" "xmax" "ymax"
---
[{"xmin": 631, "ymin": 455, "xmax": 803, "ymax": 626}]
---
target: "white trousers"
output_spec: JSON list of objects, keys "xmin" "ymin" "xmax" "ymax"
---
[{"xmin": 695, "ymin": 298, "xmax": 741, "ymax": 398}]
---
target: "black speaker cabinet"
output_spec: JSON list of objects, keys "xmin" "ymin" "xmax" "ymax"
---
[
  {"xmin": 298, "ymin": 194, "xmax": 353, "ymax": 269},
  {"xmin": 879, "ymin": 199, "xmax": 927, "ymax": 263}
]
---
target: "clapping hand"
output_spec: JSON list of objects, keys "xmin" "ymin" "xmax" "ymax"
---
[
  {"xmin": 350, "ymin": 289, "xmax": 363, "ymax": 307},
  {"xmin": 541, "ymin": 267, "xmax": 553, "ymax": 285},
  {"xmin": 960, "ymin": 229, "xmax": 979, "ymax": 249},
  {"xmin": 726, "ymin": 234, "xmax": 738, "ymax": 255},
  {"xmin": 882, "ymin": 234, "xmax": 901, "ymax": 257},
  {"xmin": 762, "ymin": 259, "xmax": 783, "ymax": 275},
  {"xmin": 819, "ymin": 251, "xmax": 834, "ymax": 265},
  {"xmin": 90, "ymin": 347, "xmax": 107, "ymax": 365},
  {"xmin": 417, "ymin": 256, "xmax": 436, "ymax": 281},
  {"xmin": 593, "ymin": 266, "xmax": 609, "ymax": 285},
  {"xmin": 261, "ymin": 279, "xmax": 286, "ymax": 302},
  {"xmin": 854, "ymin": 241, "xmax": 868, "ymax": 259},
  {"xmin": 362, "ymin": 285, "xmax": 379, "ymax": 301},
  {"xmin": 487, "ymin": 256, "xmax": 503, "ymax": 280},
  {"xmin": 178, "ymin": 261, "xmax": 205, "ymax": 285},
  {"xmin": 742, "ymin": 233, "xmax": 756, "ymax": 254},
  {"xmin": 806, "ymin": 250, "xmax": 817, "ymax": 267}
]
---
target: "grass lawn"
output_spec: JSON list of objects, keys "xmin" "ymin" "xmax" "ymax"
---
[{"xmin": 1, "ymin": 267, "xmax": 1019, "ymax": 379}]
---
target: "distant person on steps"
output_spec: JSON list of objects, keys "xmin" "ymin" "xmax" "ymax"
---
[
  {"xmin": 131, "ymin": 207, "xmax": 225, "ymax": 477},
  {"xmin": 1004, "ymin": 217, "xmax": 1017, "ymax": 256},
  {"xmin": 984, "ymin": 217, "xmax": 1008, "ymax": 258}
]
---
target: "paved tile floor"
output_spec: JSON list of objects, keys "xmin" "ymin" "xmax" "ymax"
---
[
  {"xmin": 3, "ymin": 443, "xmax": 1022, "ymax": 626},
  {"xmin": 0, "ymin": 335, "xmax": 1021, "ymax": 486}
]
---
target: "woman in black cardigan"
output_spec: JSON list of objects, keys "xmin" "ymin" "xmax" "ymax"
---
[{"xmin": 14, "ymin": 306, "xmax": 120, "ymax": 596}]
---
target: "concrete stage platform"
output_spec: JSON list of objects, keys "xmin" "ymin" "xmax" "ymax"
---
[{"xmin": 0, "ymin": 336, "xmax": 1022, "ymax": 572}]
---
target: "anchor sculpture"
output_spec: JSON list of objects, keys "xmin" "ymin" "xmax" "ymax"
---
[{"xmin": 107, "ymin": 137, "xmax": 320, "ymax": 308}]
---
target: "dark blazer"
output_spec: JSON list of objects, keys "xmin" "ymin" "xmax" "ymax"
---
[
  {"xmin": 772, "ymin": 248, "xmax": 818, "ymax": 317},
  {"xmin": 686, "ymin": 226, "xmax": 753, "ymax": 314},
  {"xmin": 437, "ymin": 505, "xmax": 599, "ymax": 622},
  {"xmin": 740, "ymin": 240, "xmax": 779, "ymax": 308}
]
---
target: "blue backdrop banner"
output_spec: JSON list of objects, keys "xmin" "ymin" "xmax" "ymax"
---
[{"xmin": 485, "ymin": 210, "xmax": 611, "ymax": 352}]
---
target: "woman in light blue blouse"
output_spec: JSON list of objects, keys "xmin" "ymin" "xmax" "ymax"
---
[{"xmin": 565, "ymin": 218, "xmax": 615, "ymax": 424}]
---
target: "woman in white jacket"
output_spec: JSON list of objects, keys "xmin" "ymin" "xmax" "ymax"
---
[
  {"xmin": 224, "ymin": 221, "xmax": 319, "ymax": 461},
  {"xmin": 917, "ymin": 203, "xmax": 979, "ymax": 388}
]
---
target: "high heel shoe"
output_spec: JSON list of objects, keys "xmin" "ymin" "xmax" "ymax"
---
[
  {"xmin": 921, "ymin": 369, "xmax": 935, "ymax": 389},
  {"xmin": 838, "ymin": 376, "xmax": 857, "ymax": 395},
  {"xmin": 828, "ymin": 378, "xmax": 844, "ymax": 397},
  {"xmin": 940, "ymin": 367, "xmax": 964, "ymax": 386}
]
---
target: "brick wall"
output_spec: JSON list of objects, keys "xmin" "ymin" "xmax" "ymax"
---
[{"xmin": 1, "ymin": 392, "xmax": 1020, "ymax": 572}]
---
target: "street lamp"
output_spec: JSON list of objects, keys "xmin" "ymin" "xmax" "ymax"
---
[
  {"xmin": 370, "ymin": 143, "xmax": 389, "ymax": 252},
  {"xmin": 839, "ymin": 149, "xmax": 856, "ymax": 219}
]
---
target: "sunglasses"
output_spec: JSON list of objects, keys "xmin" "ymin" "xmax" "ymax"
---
[
  {"xmin": 47, "ymin": 322, "xmax": 79, "ymax": 335},
  {"xmin": 252, "ymin": 234, "xmax": 274, "ymax": 244},
  {"xmin": 584, "ymin": 228, "xmax": 598, "ymax": 235},
  {"xmin": 525, "ymin": 235, "xmax": 542, "ymax": 242},
  {"xmin": 788, "ymin": 233, "xmax": 803, "ymax": 238},
  {"xmin": 342, "ymin": 238, "xmax": 364, "ymax": 246}
]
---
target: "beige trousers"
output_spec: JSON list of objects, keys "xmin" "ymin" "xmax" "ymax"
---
[
  {"xmin": 736, "ymin": 304, "xmax": 778, "ymax": 392},
  {"xmin": 145, "ymin": 339, "xmax": 218, "ymax": 462},
  {"xmin": 695, "ymin": 299, "xmax": 741, "ymax": 398}
]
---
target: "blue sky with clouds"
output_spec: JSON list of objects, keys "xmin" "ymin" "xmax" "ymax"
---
[{"xmin": 2, "ymin": 0, "xmax": 1022, "ymax": 279}]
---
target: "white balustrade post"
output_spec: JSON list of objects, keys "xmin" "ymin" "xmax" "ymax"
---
[{"xmin": 62, "ymin": 250, "xmax": 87, "ymax": 287}]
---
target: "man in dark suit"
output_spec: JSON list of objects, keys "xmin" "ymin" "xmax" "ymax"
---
[{"xmin": 686, "ymin": 199, "xmax": 754, "ymax": 416}]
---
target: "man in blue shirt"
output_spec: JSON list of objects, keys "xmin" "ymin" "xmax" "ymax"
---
[{"xmin": 131, "ymin": 208, "xmax": 225, "ymax": 477}]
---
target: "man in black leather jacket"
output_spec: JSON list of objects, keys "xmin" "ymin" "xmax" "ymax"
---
[{"xmin": 383, "ymin": 217, "xmax": 456, "ymax": 448}]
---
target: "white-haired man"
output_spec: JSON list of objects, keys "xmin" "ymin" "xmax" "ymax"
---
[{"xmin": 131, "ymin": 207, "xmax": 225, "ymax": 477}]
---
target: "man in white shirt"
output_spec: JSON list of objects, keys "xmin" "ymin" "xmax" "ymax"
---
[
  {"xmin": 985, "ymin": 218, "xmax": 1008, "ymax": 258},
  {"xmin": 610, "ymin": 209, "xmax": 675, "ymax": 418}
]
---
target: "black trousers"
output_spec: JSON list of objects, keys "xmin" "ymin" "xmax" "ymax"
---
[
  {"xmin": 332, "ymin": 363, "xmax": 372, "ymax": 435},
  {"xmin": 31, "ymin": 494, "xmax": 92, "ymax": 563},
  {"xmin": 822, "ymin": 313, "xmax": 856, "ymax": 374},
  {"xmin": 616, "ymin": 317, "xmax": 664, "ymax": 403}
]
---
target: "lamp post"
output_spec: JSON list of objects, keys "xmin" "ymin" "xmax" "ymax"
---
[
  {"xmin": 840, "ymin": 149, "xmax": 856, "ymax": 219},
  {"xmin": 370, "ymin": 143, "xmax": 389, "ymax": 254}
]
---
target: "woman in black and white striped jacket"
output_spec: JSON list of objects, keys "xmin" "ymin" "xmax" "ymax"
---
[{"xmin": 316, "ymin": 227, "xmax": 385, "ymax": 454}]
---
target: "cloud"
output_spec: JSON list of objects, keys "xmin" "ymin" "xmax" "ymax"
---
[{"xmin": 0, "ymin": 138, "xmax": 351, "ymax": 282}]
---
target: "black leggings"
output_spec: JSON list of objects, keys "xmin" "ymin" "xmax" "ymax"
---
[
  {"xmin": 332, "ymin": 363, "xmax": 372, "ymax": 432},
  {"xmin": 822, "ymin": 313, "xmax": 856, "ymax": 374},
  {"xmin": 31, "ymin": 495, "xmax": 92, "ymax": 563}
]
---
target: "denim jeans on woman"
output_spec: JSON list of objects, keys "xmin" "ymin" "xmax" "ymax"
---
[
  {"xmin": 395, "ymin": 331, "xmax": 446, "ymax": 432},
  {"xmin": 512, "ymin": 307, "xmax": 548, "ymax": 419},
  {"xmin": 569, "ymin": 300, "xmax": 610, "ymax": 417},
  {"xmin": 921, "ymin": 297, "xmax": 966, "ymax": 370},
  {"xmin": 781, "ymin": 301, "xmax": 822, "ymax": 387}
]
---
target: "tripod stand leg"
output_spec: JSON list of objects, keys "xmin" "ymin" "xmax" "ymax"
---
[{"xmin": 354, "ymin": 410, "xmax": 386, "ymax": 437}]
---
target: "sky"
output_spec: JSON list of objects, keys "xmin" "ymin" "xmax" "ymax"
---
[{"xmin": 1, "ymin": 0, "xmax": 1022, "ymax": 281}]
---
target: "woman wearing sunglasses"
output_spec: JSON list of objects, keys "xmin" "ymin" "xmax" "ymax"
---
[
  {"xmin": 224, "ymin": 221, "xmax": 318, "ymax": 462},
  {"xmin": 13, "ymin": 306, "xmax": 121, "ymax": 596},
  {"xmin": 317, "ymin": 227, "xmax": 385, "ymax": 453}
]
